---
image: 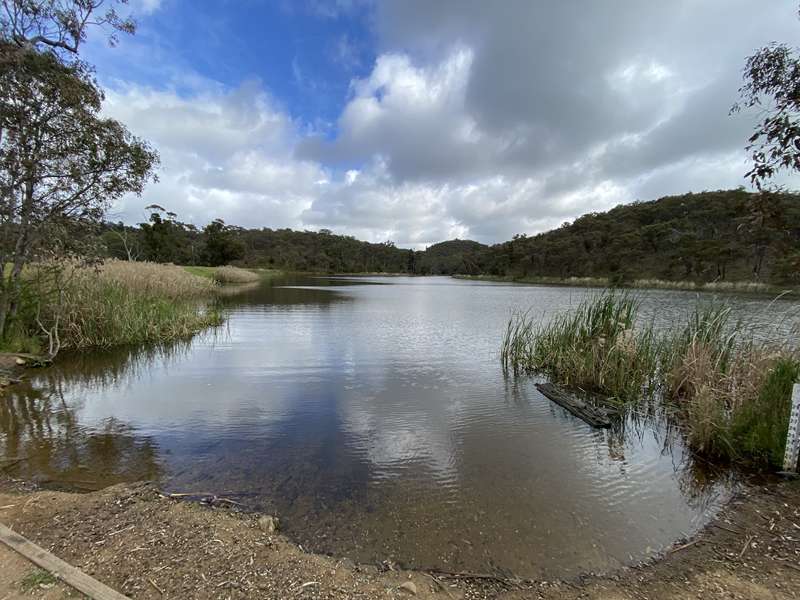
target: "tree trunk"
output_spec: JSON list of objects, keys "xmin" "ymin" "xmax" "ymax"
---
[{"xmin": 0, "ymin": 176, "xmax": 35, "ymax": 343}]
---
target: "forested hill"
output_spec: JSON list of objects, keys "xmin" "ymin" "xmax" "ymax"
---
[
  {"xmin": 415, "ymin": 240, "xmax": 489, "ymax": 275},
  {"xmin": 481, "ymin": 189, "xmax": 800, "ymax": 285},
  {"xmin": 101, "ymin": 189, "xmax": 800, "ymax": 285},
  {"xmin": 411, "ymin": 189, "xmax": 800, "ymax": 284}
]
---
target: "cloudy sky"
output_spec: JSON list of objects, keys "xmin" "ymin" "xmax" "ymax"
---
[{"xmin": 86, "ymin": 0, "xmax": 800, "ymax": 247}]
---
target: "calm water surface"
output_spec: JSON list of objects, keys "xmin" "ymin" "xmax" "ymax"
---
[{"xmin": 2, "ymin": 276, "xmax": 798, "ymax": 578}]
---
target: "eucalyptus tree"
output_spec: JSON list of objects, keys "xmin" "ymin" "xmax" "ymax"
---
[
  {"xmin": 735, "ymin": 43, "xmax": 800, "ymax": 190},
  {"xmin": 202, "ymin": 219, "xmax": 245, "ymax": 267},
  {"xmin": 733, "ymin": 5, "xmax": 800, "ymax": 190},
  {"xmin": 1, "ymin": 0, "xmax": 134, "ymax": 56},
  {"xmin": 731, "ymin": 5, "xmax": 800, "ymax": 281},
  {"xmin": 0, "ymin": 1, "xmax": 158, "ymax": 344}
]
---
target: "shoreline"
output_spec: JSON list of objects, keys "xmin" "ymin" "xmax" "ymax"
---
[
  {"xmin": 452, "ymin": 273, "xmax": 797, "ymax": 296},
  {"xmin": 269, "ymin": 271, "xmax": 797, "ymax": 297},
  {"xmin": 0, "ymin": 475, "xmax": 797, "ymax": 599}
]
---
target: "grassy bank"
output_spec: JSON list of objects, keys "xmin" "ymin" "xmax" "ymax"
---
[
  {"xmin": 6, "ymin": 260, "xmax": 223, "ymax": 354},
  {"xmin": 183, "ymin": 265, "xmax": 273, "ymax": 284},
  {"xmin": 457, "ymin": 274, "xmax": 788, "ymax": 295},
  {"xmin": 502, "ymin": 292, "xmax": 800, "ymax": 467}
]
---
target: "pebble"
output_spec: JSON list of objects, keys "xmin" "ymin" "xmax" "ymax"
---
[
  {"xmin": 258, "ymin": 515, "xmax": 280, "ymax": 533},
  {"xmin": 398, "ymin": 581, "xmax": 417, "ymax": 595}
]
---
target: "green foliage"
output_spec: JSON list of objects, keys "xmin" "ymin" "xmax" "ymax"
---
[
  {"xmin": 502, "ymin": 292, "xmax": 660, "ymax": 404},
  {"xmin": 734, "ymin": 39, "xmax": 800, "ymax": 188},
  {"xmin": 96, "ymin": 189, "xmax": 799, "ymax": 288},
  {"xmin": 139, "ymin": 207, "xmax": 196, "ymax": 263},
  {"xmin": 416, "ymin": 239, "xmax": 489, "ymax": 275},
  {"xmin": 503, "ymin": 294, "xmax": 800, "ymax": 467},
  {"xmin": 19, "ymin": 569, "xmax": 58, "ymax": 593},
  {"xmin": 238, "ymin": 229, "xmax": 410, "ymax": 273},
  {"xmin": 201, "ymin": 219, "xmax": 244, "ymax": 266},
  {"xmin": 487, "ymin": 190, "xmax": 800, "ymax": 285},
  {"xmin": 729, "ymin": 358, "xmax": 800, "ymax": 465},
  {"xmin": 1, "ymin": 1, "xmax": 136, "ymax": 58}
]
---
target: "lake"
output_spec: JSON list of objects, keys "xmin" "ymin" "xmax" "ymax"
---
[{"xmin": 2, "ymin": 276, "xmax": 797, "ymax": 578}]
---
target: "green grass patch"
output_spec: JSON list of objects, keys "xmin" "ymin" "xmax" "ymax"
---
[
  {"xmin": 182, "ymin": 265, "xmax": 217, "ymax": 279},
  {"xmin": 182, "ymin": 265, "xmax": 279, "ymax": 284},
  {"xmin": 728, "ymin": 358, "xmax": 800, "ymax": 465},
  {"xmin": 20, "ymin": 569, "xmax": 58, "ymax": 592}
]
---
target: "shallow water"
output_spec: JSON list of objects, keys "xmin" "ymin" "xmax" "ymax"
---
[{"xmin": 2, "ymin": 276, "xmax": 797, "ymax": 578}]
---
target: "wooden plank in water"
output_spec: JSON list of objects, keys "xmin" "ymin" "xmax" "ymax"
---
[
  {"xmin": 0, "ymin": 522, "xmax": 130, "ymax": 600},
  {"xmin": 535, "ymin": 382, "xmax": 612, "ymax": 429}
]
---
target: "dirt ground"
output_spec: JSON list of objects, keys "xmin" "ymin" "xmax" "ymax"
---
[
  {"xmin": 0, "ymin": 476, "xmax": 798, "ymax": 600},
  {"xmin": 0, "ymin": 545, "xmax": 78, "ymax": 600}
]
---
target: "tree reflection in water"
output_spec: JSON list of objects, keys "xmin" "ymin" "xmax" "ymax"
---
[{"xmin": 0, "ymin": 342, "xmax": 198, "ymax": 490}]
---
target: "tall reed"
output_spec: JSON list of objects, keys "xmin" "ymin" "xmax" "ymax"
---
[
  {"xmin": 25, "ymin": 260, "xmax": 222, "ymax": 352},
  {"xmin": 502, "ymin": 292, "xmax": 800, "ymax": 466},
  {"xmin": 502, "ymin": 292, "xmax": 661, "ymax": 404},
  {"xmin": 663, "ymin": 304, "xmax": 799, "ymax": 462}
]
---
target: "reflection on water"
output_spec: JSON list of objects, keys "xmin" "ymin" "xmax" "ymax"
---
[
  {"xmin": 0, "ymin": 356, "xmax": 163, "ymax": 490},
  {"xmin": 1, "ymin": 276, "xmax": 796, "ymax": 577}
]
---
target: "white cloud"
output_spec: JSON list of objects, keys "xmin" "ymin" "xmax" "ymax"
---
[
  {"xmin": 102, "ymin": 1, "xmax": 800, "ymax": 246},
  {"xmin": 102, "ymin": 79, "xmax": 327, "ymax": 228},
  {"xmin": 132, "ymin": 0, "xmax": 162, "ymax": 16}
]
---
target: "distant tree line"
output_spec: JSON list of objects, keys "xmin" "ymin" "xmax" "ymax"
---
[{"xmin": 98, "ymin": 189, "xmax": 800, "ymax": 285}]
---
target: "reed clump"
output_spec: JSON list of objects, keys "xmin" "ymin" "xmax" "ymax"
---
[
  {"xmin": 502, "ymin": 293, "xmax": 661, "ymax": 404},
  {"xmin": 662, "ymin": 304, "xmax": 799, "ymax": 464},
  {"xmin": 502, "ymin": 292, "xmax": 800, "ymax": 466},
  {"xmin": 26, "ymin": 259, "xmax": 222, "ymax": 352},
  {"xmin": 212, "ymin": 265, "xmax": 261, "ymax": 284}
]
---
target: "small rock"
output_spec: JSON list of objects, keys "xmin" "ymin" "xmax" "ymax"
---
[
  {"xmin": 258, "ymin": 515, "xmax": 279, "ymax": 533},
  {"xmin": 15, "ymin": 357, "xmax": 26, "ymax": 366},
  {"xmin": 398, "ymin": 581, "xmax": 417, "ymax": 595}
]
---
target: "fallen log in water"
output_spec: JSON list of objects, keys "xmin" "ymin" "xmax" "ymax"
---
[{"xmin": 535, "ymin": 382, "xmax": 613, "ymax": 428}]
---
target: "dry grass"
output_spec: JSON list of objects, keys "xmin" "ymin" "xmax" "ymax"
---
[
  {"xmin": 663, "ymin": 305, "xmax": 799, "ymax": 463},
  {"xmin": 458, "ymin": 274, "xmax": 783, "ymax": 294},
  {"xmin": 212, "ymin": 265, "xmax": 261, "ymax": 284},
  {"xmin": 96, "ymin": 260, "xmax": 216, "ymax": 298},
  {"xmin": 25, "ymin": 260, "xmax": 222, "ymax": 352},
  {"xmin": 635, "ymin": 278, "xmax": 775, "ymax": 293}
]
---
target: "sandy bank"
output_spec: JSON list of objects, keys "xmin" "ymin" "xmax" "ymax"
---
[{"xmin": 0, "ymin": 476, "xmax": 797, "ymax": 599}]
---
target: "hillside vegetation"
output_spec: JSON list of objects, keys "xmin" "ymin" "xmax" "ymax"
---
[
  {"xmin": 484, "ymin": 189, "xmax": 800, "ymax": 285},
  {"xmin": 100, "ymin": 189, "xmax": 800, "ymax": 286}
]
